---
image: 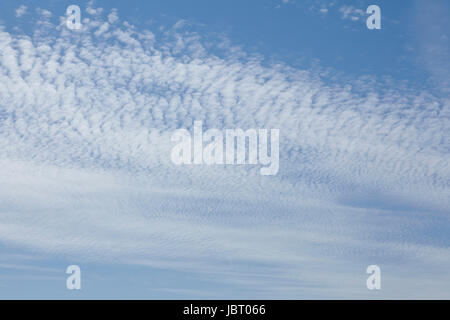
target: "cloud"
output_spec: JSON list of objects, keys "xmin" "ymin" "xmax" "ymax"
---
[
  {"xmin": 15, "ymin": 5, "xmax": 27, "ymax": 18},
  {"xmin": 36, "ymin": 8, "xmax": 52, "ymax": 18},
  {"xmin": 0, "ymin": 5, "xmax": 449, "ymax": 298},
  {"xmin": 339, "ymin": 5, "xmax": 365, "ymax": 21},
  {"xmin": 306, "ymin": 1, "xmax": 336, "ymax": 17},
  {"xmin": 107, "ymin": 8, "xmax": 119, "ymax": 24}
]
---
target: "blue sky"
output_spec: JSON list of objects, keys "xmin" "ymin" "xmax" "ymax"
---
[{"xmin": 0, "ymin": 0, "xmax": 449, "ymax": 299}]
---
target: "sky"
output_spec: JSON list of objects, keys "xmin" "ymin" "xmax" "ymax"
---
[{"xmin": 0, "ymin": 0, "xmax": 449, "ymax": 299}]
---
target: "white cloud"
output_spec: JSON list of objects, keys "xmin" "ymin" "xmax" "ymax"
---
[
  {"xmin": 307, "ymin": 0, "xmax": 335, "ymax": 16},
  {"xmin": 339, "ymin": 5, "xmax": 365, "ymax": 21},
  {"xmin": 87, "ymin": 0, "xmax": 103, "ymax": 15},
  {"xmin": 0, "ymin": 6, "xmax": 449, "ymax": 298},
  {"xmin": 36, "ymin": 8, "xmax": 52, "ymax": 18},
  {"xmin": 108, "ymin": 8, "xmax": 119, "ymax": 24},
  {"xmin": 15, "ymin": 5, "xmax": 27, "ymax": 18}
]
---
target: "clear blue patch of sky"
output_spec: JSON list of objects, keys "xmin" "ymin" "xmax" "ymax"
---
[{"xmin": 0, "ymin": 0, "xmax": 439, "ymax": 90}]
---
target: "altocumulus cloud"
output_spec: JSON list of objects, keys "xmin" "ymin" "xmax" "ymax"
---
[{"xmin": 0, "ymin": 4, "xmax": 449, "ymax": 298}]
